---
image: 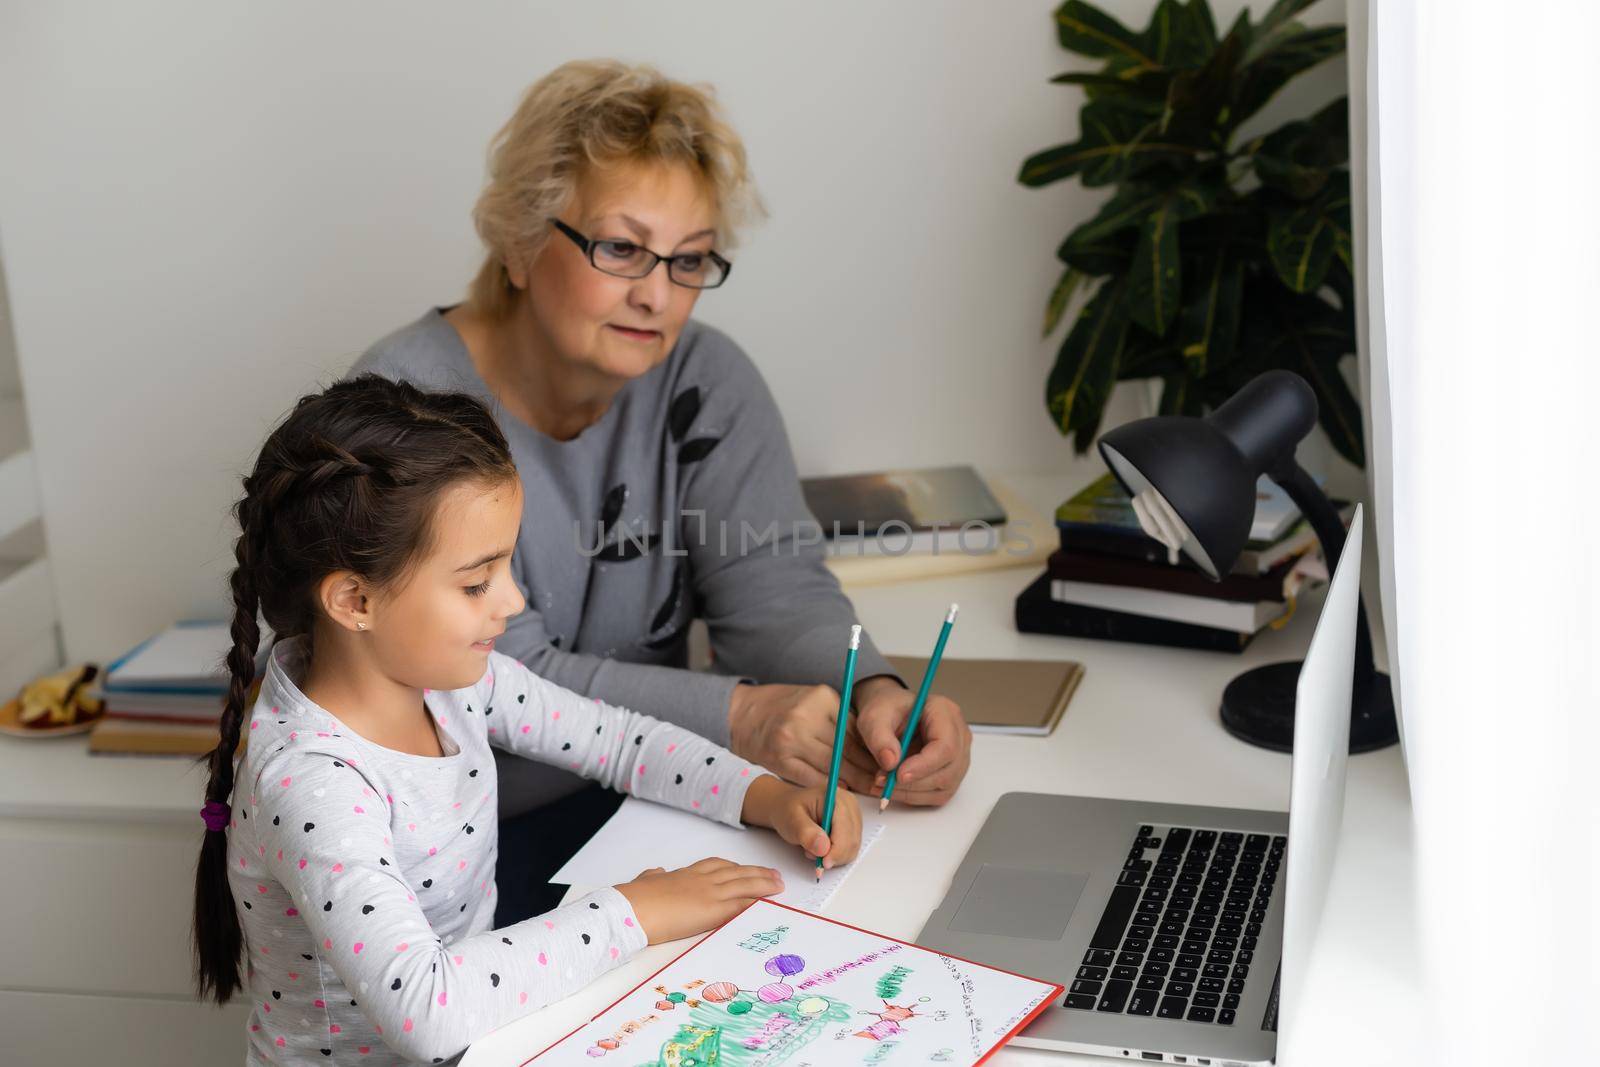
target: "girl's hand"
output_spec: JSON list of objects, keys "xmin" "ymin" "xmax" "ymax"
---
[
  {"xmin": 614, "ymin": 859, "xmax": 784, "ymax": 944},
  {"xmin": 740, "ymin": 774, "xmax": 863, "ymax": 873}
]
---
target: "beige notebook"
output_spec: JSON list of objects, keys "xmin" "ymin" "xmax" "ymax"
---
[
  {"xmin": 885, "ymin": 655, "xmax": 1084, "ymax": 736},
  {"xmin": 88, "ymin": 716, "xmax": 225, "ymax": 756}
]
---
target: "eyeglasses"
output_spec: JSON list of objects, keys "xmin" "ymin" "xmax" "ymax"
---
[{"xmin": 551, "ymin": 219, "xmax": 732, "ymax": 290}]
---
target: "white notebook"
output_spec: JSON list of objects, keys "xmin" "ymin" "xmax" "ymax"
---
[
  {"xmin": 553, "ymin": 795, "xmax": 885, "ymax": 912},
  {"xmin": 104, "ymin": 620, "xmax": 271, "ymax": 692},
  {"xmin": 1050, "ymin": 578, "xmax": 1288, "ymax": 632},
  {"xmin": 526, "ymin": 898, "xmax": 1061, "ymax": 1065}
]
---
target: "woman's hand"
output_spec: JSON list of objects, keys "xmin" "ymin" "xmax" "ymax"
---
[
  {"xmin": 739, "ymin": 773, "xmax": 863, "ymax": 872},
  {"xmin": 614, "ymin": 859, "xmax": 785, "ymax": 945},
  {"xmin": 726, "ymin": 683, "xmax": 880, "ymax": 794},
  {"xmin": 850, "ymin": 676, "xmax": 971, "ymax": 807}
]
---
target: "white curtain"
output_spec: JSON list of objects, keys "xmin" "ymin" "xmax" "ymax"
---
[{"xmin": 1359, "ymin": 1, "xmax": 1599, "ymax": 1061}]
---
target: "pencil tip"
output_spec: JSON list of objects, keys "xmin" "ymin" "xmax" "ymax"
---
[{"xmin": 878, "ymin": 797, "xmax": 889, "ymax": 812}]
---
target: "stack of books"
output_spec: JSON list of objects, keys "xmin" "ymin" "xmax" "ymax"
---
[
  {"xmin": 88, "ymin": 620, "xmax": 268, "ymax": 755},
  {"xmin": 1015, "ymin": 473, "xmax": 1350, "ymax": 653}
]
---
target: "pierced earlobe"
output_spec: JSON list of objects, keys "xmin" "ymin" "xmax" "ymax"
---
[{"xmin": 356, "ymin": 622, "xmax": 367, "ymax": 631}]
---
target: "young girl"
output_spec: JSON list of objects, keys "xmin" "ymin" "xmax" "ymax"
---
[{"xmin": 193, "ymin": 375, "xmax": 862, "ymax": 1065}]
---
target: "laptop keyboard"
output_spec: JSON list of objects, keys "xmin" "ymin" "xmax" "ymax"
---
[{"xmin": 1063, "ymin": 824, "xmax": 1285, "ymax": 1026}]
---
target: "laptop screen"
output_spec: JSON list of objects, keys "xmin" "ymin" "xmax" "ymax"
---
[{"xmin": 1277, "ymin": 506, "xmax": 1363, "ymax": 1038}]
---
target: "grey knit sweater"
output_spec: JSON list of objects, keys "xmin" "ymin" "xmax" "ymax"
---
[{"xmin": 349, "ymin": 311, "xmax": 895, "ymax": 817}]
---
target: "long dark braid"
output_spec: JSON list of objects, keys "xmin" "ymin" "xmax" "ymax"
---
[
  {"xmin": 192, "ymin": 497, "xmax": 264, "ymax": 1003},
  {"xmin": 192, "ymin": 375, "xmax": 516, "ymax": 1004}
]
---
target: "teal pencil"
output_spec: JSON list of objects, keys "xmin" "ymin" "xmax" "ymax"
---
[
  {"xmin": 818, "ymin": 624, "xmax": 862, "ymax": 881},
  {"xmin": 880, "ymin": 603, "xmax": 959, "ymax": 811}
]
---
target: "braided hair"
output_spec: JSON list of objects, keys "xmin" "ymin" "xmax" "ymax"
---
[{"xmin": 193, "ymin": 374, "xmax": 517, "ymax": 1004}]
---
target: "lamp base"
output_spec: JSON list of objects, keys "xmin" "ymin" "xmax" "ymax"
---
[{"xmin": 1219, "ymin": 661, "xmax": 1398, "ymax": 754}]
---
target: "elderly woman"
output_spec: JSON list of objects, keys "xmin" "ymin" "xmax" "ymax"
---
[{"xmin": 351, "ymin": 59, "xmax": 970, "ymax": 922}]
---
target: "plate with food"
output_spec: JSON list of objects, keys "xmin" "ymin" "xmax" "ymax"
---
[{"xmin": 0, "ymin": 664, "xmax": 105, "ymax": 738}]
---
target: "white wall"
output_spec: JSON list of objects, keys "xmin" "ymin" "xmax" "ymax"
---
[{"xmin": 0, "ymin": 0, "xmax": 1347, "ymax": 662}]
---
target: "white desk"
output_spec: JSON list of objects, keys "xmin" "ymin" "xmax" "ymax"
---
[{"xmin": 463, "ymin": 478, "xmax": 1422, "ymax": 1067}]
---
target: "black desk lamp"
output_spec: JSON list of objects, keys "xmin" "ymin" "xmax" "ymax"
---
[{"xmin": 1096, "ymin": 369, "xmax": 1398, "ymax": 753}]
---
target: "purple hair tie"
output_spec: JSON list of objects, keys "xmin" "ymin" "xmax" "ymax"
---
[{"xmin": 200, "ymin": 801, "xmax": 231, "ymax": 832}]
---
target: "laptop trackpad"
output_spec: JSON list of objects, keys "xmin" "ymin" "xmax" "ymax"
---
[{"xmin": 948, "ymin": 864, "xmax": 1085, "ymax": 941}]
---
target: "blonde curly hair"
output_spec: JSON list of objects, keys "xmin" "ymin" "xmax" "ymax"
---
[{"xmin": 467, "ymin": 59, "xmax": 765, "ymax": 317}]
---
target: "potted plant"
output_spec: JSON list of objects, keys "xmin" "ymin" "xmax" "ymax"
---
[{"xmin": 1023, "ymin": 0, "xmax": 1363, "ymax": 466}]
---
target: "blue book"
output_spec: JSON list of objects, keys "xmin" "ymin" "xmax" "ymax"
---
[{"xmin": 1054, "ymin": 474, "xmax": 1349, "ymax": 576}]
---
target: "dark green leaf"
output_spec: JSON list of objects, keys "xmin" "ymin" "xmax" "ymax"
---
[
  {"xmin": 1308, "ymin": 96, "xmax": 1351, "ymax": 156},
  {"xmin": 1046, "ymin": 282, "xmax": 1129, "ymax": 452},
  {"xmin": 1325, "ymin": 257, "xmax": 1356, "ymax": 312},
  {"xmin": 1056, "ymin": 188, "xmax": 1157, "ymax": 272},
  {"xmin": 1267, "ymin": 171, "xmax": 1350, "ymax": 292},
  {"xmin": 1049, "ymin": 69, "xmax": 1171, "ymax": 115},
  {"xmin": 1178, "ymin": 253, "xmax": 1243, "ymax": 376},
  {"xmin": 1326, "ymin": 172, "xmax": 1354, "ymax": 273},
  {"xmin": 1118, "ymin": 322, "xmax": 1182, "ymax": 380},
  {"xmin": 1086, "ymin": 59, "xmax": 1174, "ymax": 115},
  {"xmin": 1307, "ymin": 354, "xmax": 1366, "ymax": 467},
  {"xmin": 1260, "ymin": 286, "xmax": 1354, "ymax": 357},
  {"xmin": 1044, "ymin": 267, "xmax": 1086, "ymax": 337},
  {"xmin": 1246, "ymin": 0, "xmax": 1322, "ymax": 63},
  {"xmin": 1062, "ymin": 187, "xmax": 1173, "ymax": 246},
  {"xmin": 1141, "ymin": 0, "xmax": 1216, "ymax": 69},
  {"xmin": 1049, "ymin": 69, "xmax": 1163, "ymax": 91},
  {"xmin": 1119, "ymin": 183, "xmax": 1218, "ymax": 335},
  {"xmin": 1157, "ymin": 371, "xmax": 1208, "ymax": 416},
  {"xmin": 1268, "ymin": 206, "xmax": 1335, "ymax": 292},
  {"xmin": 1163, "ymin": 26, "xmax": 1246, "ymax": 145},
  {"xmin": 1054, "ymin": 1, "xmax": 1157, "ymax": 66},
  {"xmin": 1252, "ymin": 96, "xmax": 1348, "ymax": 199},
  {"xmin": 1178, "ymin": 205, "xmax": 1260, "ymax": 259},
  {"xmin": 1065, "ymin": 180, "xmax": 1221, "ymax": 259},
  {"xmin": 1221, "ymin": 7, "xmax": 1255, "ymax": 54},
  {"xmin": 1057, "ymin": 233, "xmax": 1136, "ymax": 275},
  {"xmin": 1183, "ymin": 0, "xmax": 1218, "ymax": 54},
  {"xmin": 1257, "ymin": 0, "xmax": 1319, "ymax": 38},
  {"xmin": 1127, "ymin": 197, "xmax": 1185, "ymax": 335},
  {"xmin": 1253, "ymin": 136, "xmax": 1330, "ymax": 199},
  {"xmin": 1019, "ymin": 100, "xmax": 1203, "ymax": 188},
  {"xmin": 1248, "ymin": 284, "xmax": 1363, "ymax": 464},
  {"xmin": 1235, "ymin": 26, "xmax": 1346, "ymax": 127}
]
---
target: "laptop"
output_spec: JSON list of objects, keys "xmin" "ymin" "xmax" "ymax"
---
[{"xmin": 916, "ymin": 506, "xmax": 1365, "ymax": 1065}]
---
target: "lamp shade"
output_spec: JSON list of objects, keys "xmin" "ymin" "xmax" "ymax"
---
[
  {"xmin": 1093, "ymin": 370, "xmax": 1395, "ymax": 754},
  {"xmin": 1097, "ymin": 370, "xmax": 1318, "ymax": 580}
]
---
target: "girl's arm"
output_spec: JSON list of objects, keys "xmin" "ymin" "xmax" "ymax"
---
[
  {"xmin": 481, "ymin": 653, "xmax": 869, "ymax": 887},
  {"xmin": 481, "ymin": 651, "xmax": 768, "ymax": 827},
  {"xmin": 255, "ymin": 745, "xmax": 646, "ymax": 1063}
]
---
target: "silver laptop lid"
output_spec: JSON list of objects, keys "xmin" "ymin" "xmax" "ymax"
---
[{"xmin": 1279, "ymin": 504, "xmax": 1363, "ymax": 1040}]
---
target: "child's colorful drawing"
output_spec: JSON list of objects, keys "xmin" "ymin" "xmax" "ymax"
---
[
  {"xmin": 579, "ymin": 945, "xmax": 851, "ymax": 1063},
  {"xmin": 854, "ymin": 997, "xmax": 930, "ymax": 1041},
  {"xmin": 738, "ymin": 925, "xmax": 789, "ymax": 954},
  {"xmin": 536, "ymin": 901, "xmax": 1060, "ymax": 1067}
]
